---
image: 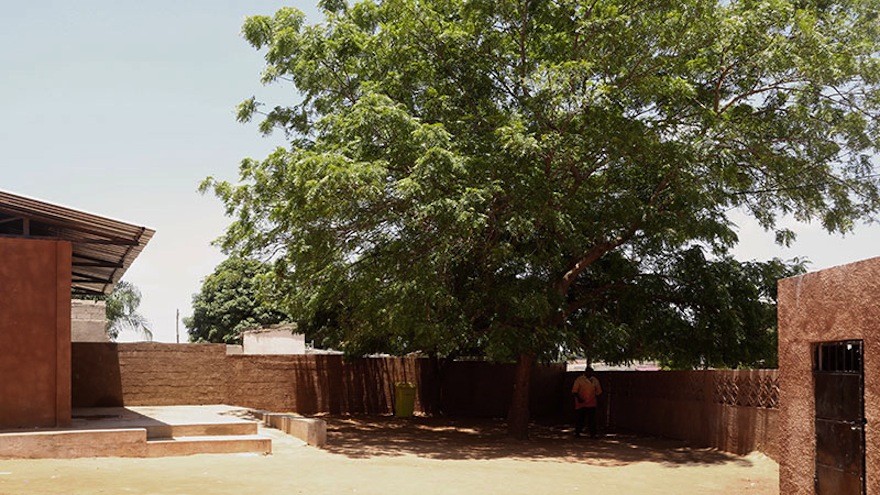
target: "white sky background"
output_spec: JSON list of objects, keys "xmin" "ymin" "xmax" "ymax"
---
[
  {"xmin": 2, "ymin": 1, "xmax": 879, "ymax": 343},
  {"xmin": 2, "ymin": 1, "xmax": 318, "ymax": 342}
]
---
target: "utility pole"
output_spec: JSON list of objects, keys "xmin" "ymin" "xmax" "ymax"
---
[{"xmin": 175, "ymin": 308, "xmax": 180, "ymax": 344}]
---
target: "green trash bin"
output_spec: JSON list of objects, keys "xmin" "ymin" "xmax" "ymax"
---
[{"xmin": 394, "ymin": 382, "xmax": 416, "ymax": 417}]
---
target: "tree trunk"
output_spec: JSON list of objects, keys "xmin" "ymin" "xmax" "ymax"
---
[{"xmin": 507, "ymin": 352, "xmax": 535, "ymax": 439}]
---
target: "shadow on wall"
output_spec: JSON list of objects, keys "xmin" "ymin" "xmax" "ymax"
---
[
  {"xmin": 71, "ymin": 344, "xmax": 573, "ymax": 418},
  {"xmin": 295, "ymin": 356, "xmax": 327, "ymax": 414},
  {"xmin": 439, "ymin": 361, "xmax": 567, "ymax": 418},
  {"xmin": 712, "ymin": 401, "xmax": 774, "ymax": 456},
  {"xmin": 292, "ymin": 356, "xmax": 434, "ymax": 415},
  {"xmin": 72, "ymin": 343, "xmax": 123, "ymax": 407},
  {"xmin": 601, "ymin": 370, "xmax": 779, "ymax": 458},
  {"xmin": 343, "ymin": 359, "xmax": 381, "ymax": 414}
]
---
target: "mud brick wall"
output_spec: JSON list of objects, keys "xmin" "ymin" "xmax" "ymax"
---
[
  {"xmin": 71, "ymin": 343, "xmax": 563, "ymax": 417},
  {"xmin": 592, "ymin": 369, "xmax": 779, "ymax": 459},
  {"xmin": 439, "ymin": 360, "xmax": 567, "ymax": 418},
  {"xmin": 70, "ymin": 299, "xmax": 107, "ymax": 342},
  {"xmin": 224, "ymin": 355, "xmax": 436, "ymax": 415},
  {"xmin": 72, "ymin": 343, "xmax": 226, "ymax": 407},
  {"xmin": 71, "ymin": 343, "xmax": 778, "ymax": 459}
]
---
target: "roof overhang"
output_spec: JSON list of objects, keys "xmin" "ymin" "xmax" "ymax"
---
[{"xmin": 0, "ymin": 190, "xmax": 155, "ymax": 295}]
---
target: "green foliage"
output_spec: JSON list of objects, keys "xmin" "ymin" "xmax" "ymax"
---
[
  {"xmin": 105, "ymin": 281, "xmax": 152, "ymax": 341},
  {"xmin": 566, "ymin": 248, "xmax": 806, "ymax": 369},
  {"xmin": 184, "ymin": 257, "xmax": 289, "ymax": 344},
  {"xmin": 207, "ymin": 0, "xmax": 880, "ymax": 367}
]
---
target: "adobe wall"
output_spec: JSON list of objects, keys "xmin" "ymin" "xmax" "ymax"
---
[
  {"xmin": 439, "ymin": 360, "xmax": 566, "ymax": 418},
  {"xmin": 71, "ymin": 343, "xmax": 777, "ymax": 458},
  {"xmin": 778, "ymin": 257, "xmax": 880, "ymax": 494},
  {"xmin": 73, "ymin": 343, "xmax": 438, "ymax": 414},
  {"xmin": 598, "ymin": 370, "xmax": 779, "ymax": 459},
  {"xmin": 71, "ymin": 300, "xmax": 108, "ymax": 342},
  {"xmin": 71, "ymin": 343, "xmax": 564, "ymax": 417},
  {"xmin": 226, "ymin": 354, "xmax": 424, "ymax": 413},
  {"xmin": 72, "ymin": 343, "xmax": 226, "ymax": 407},
  {"xmin": 0, "ymin": 237, "xmax": 72, "ymax": 428}
]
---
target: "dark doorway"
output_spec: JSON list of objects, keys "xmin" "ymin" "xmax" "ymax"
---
[{"xmin": 813, "ymin": 340, "xmax": 865, "ymax": 495}]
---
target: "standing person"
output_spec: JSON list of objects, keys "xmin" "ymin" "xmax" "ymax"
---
[{"xmin": 572, "ymin": 366, "xmax": 602, "ymax": 438}]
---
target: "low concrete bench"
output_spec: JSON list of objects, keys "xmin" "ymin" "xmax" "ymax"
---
[{"xmin": 251, "ymin": 411, "xmax": 326, "ymax": 447}]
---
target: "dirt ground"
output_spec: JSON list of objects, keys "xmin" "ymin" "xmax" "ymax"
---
[{"xmin": 0, "ymin": 416, "xmax": 778, "ymax": 495}]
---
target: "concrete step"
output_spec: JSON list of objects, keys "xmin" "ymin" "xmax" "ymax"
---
[
  {"xmin": 146, "ymin": 434, "xmax": 272, "ymax": 457},
  {"xmin": 0, "ymin": 428, "xmax": 148, "ymax": 459},
  {"xmin": 144, "ymin": 421, "xmax": 258, "ymax": 440},
  {"xmin": 254, "ymin": 411, "xmax": 327, "ymax": 447}
]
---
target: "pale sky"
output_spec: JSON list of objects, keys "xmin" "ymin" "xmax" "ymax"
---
[{"xmin": 2, "ymin": 2, "xmax": 878, "ymax": 342}]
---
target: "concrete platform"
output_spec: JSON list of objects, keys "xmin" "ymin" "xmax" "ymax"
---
[
  {"xmin": 72, "ymin": 405, "xmax": 259, "ymax": 439},
  {"xmin": 0, "ymin": 405, "xmax": 270, "ymax": 459}
]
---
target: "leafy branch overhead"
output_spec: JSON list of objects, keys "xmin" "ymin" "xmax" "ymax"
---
[{"xmin": 206, "ymin": 0, "xmax": 880, "ymax": 435}]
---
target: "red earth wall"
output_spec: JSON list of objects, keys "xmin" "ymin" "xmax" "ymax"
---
[
  {"xmin": 0, "ymin": 237, "xmax": 71, "ymax": 428},
  {"xmin": 594, "ymin": 370, "xmax": 779, "ymax": 459},
  {"xmin": 71, "ymin": 343, "xmax": 563, "ymax": 417},
  {"xmin": 71, "ymin": 343, "xmax": 778, "ymax": 458},
  {"xmin": 778, "ymin": 257, "xmax": 880, "ymax": 494}
]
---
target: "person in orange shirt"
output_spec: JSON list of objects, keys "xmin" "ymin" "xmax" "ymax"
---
[{"xmin": 572, "ymin": 366, "xmax": 602, "ymax": 438}]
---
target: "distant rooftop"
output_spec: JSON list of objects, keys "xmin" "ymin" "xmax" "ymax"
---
[{"xmin": 0, "ymin": 189, "xmax": 154, "ymax": 295}]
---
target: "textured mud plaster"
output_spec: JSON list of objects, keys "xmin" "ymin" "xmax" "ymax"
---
[
  {"xmin": 778, "ymin": 256, "xmax": 880, "ymax": 495},
  {"xmin": 0, "ymin": 237, "xmax": 72, "ymax": 428}
]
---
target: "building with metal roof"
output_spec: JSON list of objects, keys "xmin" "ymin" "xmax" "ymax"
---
[
  {"xmin": 0, "ymin": 189, "xmax": 154, "ymax": 295},
  {"xmin": 0, "ymin": 190, "xmax": 153, "ymax": 429}
]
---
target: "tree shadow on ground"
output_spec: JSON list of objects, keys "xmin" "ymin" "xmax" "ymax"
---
[{"xmin": 320, "ymin": 415, "xmax": 756, "ymax": 467}]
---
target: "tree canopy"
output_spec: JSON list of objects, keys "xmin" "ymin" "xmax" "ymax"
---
[
  {"xmin": 206, "ymin": 0, "xmax": 880, "ymax": 436},
  {"xmin": 574, "ymin": 248, "xmax": 804, "ymax": 370},
  {"xmin": 185, "ymin": 257, "xmax": 289, "ymax": 344}
]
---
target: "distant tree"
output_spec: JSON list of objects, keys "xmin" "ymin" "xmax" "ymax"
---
[
  {"xmin": 185, "ymin": 257, "xmax": 289, "ymax": 344},
  {"xmin": 105, "ymin": 281, "xmax": 153, "ymax": 341},
  {"xmin": 207, "ymin": 0, "xmax": 880, "ymax": 437}
]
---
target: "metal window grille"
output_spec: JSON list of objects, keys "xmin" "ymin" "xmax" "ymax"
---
[{"xmin": 813, "ymin": 340, "xmax": 863, "ymax": 373}]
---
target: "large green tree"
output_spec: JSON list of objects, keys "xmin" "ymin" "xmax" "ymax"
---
[
  {"xmin": 185, "ymin": 257, "xmax": 289, "ymax": 344},
  {"xmin": 206, "ymin": 0, "xmax": 880, "ymax": 437}
]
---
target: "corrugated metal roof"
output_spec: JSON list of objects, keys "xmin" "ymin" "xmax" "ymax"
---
[{"xmin": 0, "ymin": 189, "xmax": 154, "ymax": 295}]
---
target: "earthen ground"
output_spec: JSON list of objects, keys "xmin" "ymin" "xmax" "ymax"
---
[{"xmin": 0, "ymin": 416, "xmax": 778, "ymax": 495}]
